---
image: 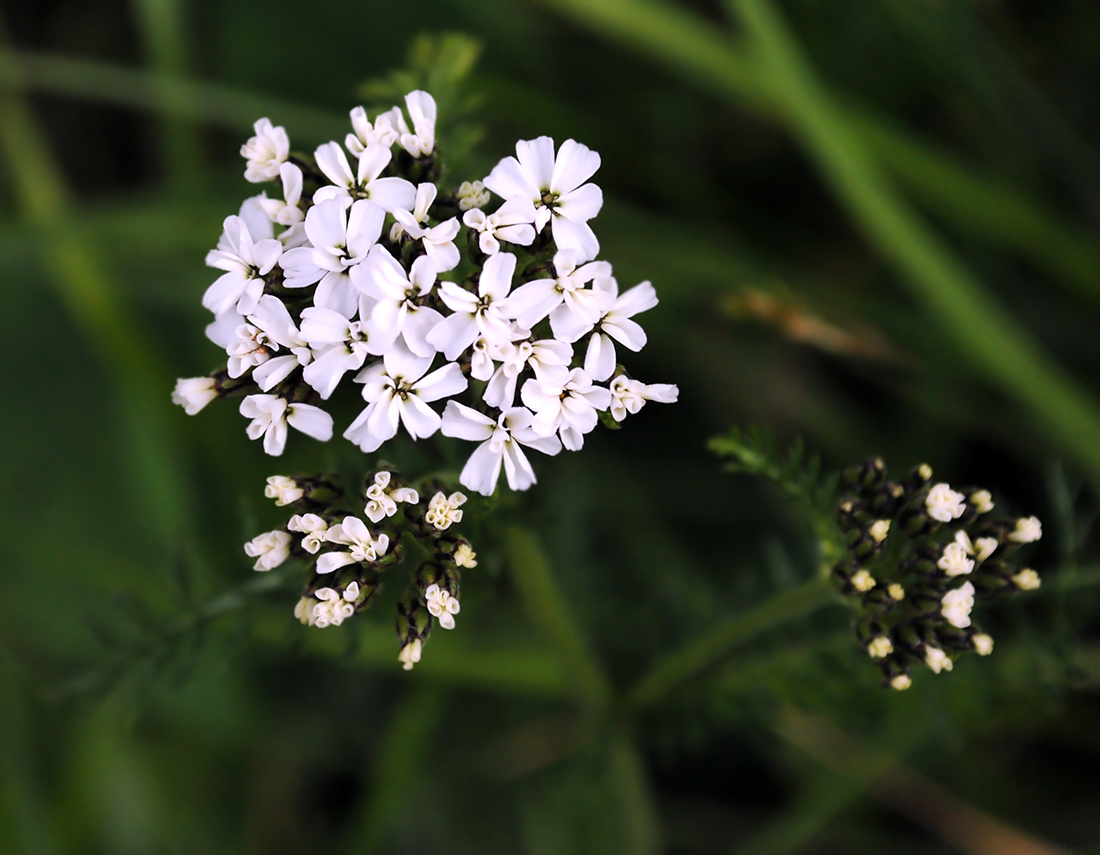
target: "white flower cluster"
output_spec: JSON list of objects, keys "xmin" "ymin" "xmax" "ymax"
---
[{"xmin": 173, "ymin": 91, "xmax": 677, "ymax": 495}]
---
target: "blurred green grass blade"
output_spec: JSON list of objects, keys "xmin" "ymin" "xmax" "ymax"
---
[
  {"xmin": 607, "ymin": 736, "xmax": 661, "ymax": 855},
  {"xmin": 538, "ymin": 0, "xmax": 1100, "ymax": 302},
  {"xmin": 504, "ymin": 526, "xmax": 612, "ymax": 712},
  {"xmin": 0, "ymin": 48, "xmax": 346, "ymax": 139},
  {"xmin": 854, "ymin": 114, "xmax": 1100, "ymax": 304},
  {"xmin": 624, "ymin": 577, "xmax": 835, "ymax": 711},
  {"xmin": 342, "ymin": 687, "xmax": 443, "ymax": 853},
  {"xmin": 729, "ymin": 0, "xmax": 1100, "ymax": 476},
  {"xmin": 0, "ymin": 72, "xmax": 189, "ymax": 539},
  {"xmin": 130, "ymin": 0, "xmax": 203, "ymax": 193}
]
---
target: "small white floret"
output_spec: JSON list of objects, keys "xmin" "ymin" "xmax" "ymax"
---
[
  {"xmin": 867, "ymin": 636, "xmax": 893, "ymax": 659},
  {"xmin": 972, "ymin": 634, "xmax": 994, "ymax": 656},
  {"xmin": 925, "ymin": 483, "xmax": 966, "ymax": 523},
  {"xmin": 970, "ymin": 490, "xmax": 994, "ymax": 514},
  {"xmin": 1011, "ymin": 568, "xmax": 1041, "ymax": 591},
  {"xmin": 1008, "ymin": 516, "xmax": 1042, "ymax": 544},
  {"xmin": 172, "ymin": 377, "xmax": 217, "ymax": 415},
  {"xmin": 924, "ymin": 646, "xmax": 953, "ymax": 674},
  {"xmin": 941, "ymin": 582, "xmax": 975, "ymax": 629},
  {"xmin": 241, "ymin": 118, "xmax": 289, "ymax": 182},
  {"xmin": 454, "ymin": 543, "xmax": 477, "ymax": 568},
  {"xmin": 890, "ymin": 674, "xmax": 912, "ymax": 691},
  {"xmin": 398, "ymin": 638, "xmax": 423, "ymax": 670},
  {"xmin": 244, "ymin": 530, "xmax": 292, "ymax": 571},
  {"xmin": 287, "ymin": 513, "xmax": 329, "ymax": 554},
  {"xmin": 850, "ymin": 569, "xmax": 876, "ymax": 592},
  {"xmin": 869, "ymin": 520, "xmax": 891, "ymax": 543},
  {"xmin": 425, "ymin": 491, "xmax": 467, "ymax": 531},
  {"xmin": 265, "ymin": 475, "xmax": 303, "ymax": 506},
  {"xmin": 424, "ymin": 584, "xmax": 460, "ymax": 630}
]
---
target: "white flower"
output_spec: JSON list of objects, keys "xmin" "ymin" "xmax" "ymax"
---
[
  {"xmin": 457, "ymin": 180, "xmax": 490, "ymax": 211},
  {"xmin": 265, "ymin": 475, "xmax": 302, "ymax": 506},
  {"xmin": 239, "ymin": 394, "xmax": 333, "ymax": 457},
  {"xmin": 365, "ymin": 471, "xmax": 419, "ymax": 523},
  {"xmin": 483, "ymin": 336, "xmax": 572, "ymax": 409},
  {"xmin": 396, "ymin": 90, "xmax": 436, "ymax": 158},
  {"xmin": 313, "ymin": 142, "xmax": 417, "ymax": 213},
  {"xmin": 318, "ymin": 517, "xmax": 389, "ymax": 574},
  {"xmin": 391, "ymin": 183, "xmax": 460, "ymax": 272},
  {"xmin": 241, "ymin": 118, "xmax": 289, "ymax": 182},
  {"xmin": 1008, "ymin": 516, "xmax": 1042, "ymax": 544},
  {"xmin": 441, "ymin": 402, "xmax": 563, "ymax": 496},
  {"xmin": 425, "ymin": 491, "xmax": 466, "ymax": 531},
  {"xmin": 287, "ymin": 513, "xmax": 329, "ymax": 554},
  {"xmin": 344, "ymin": 341, "xmax": 468, "ymax": 453},
  {"xmin": 924, "ymin": 646, "xmax": 953, "ymax": 674},
  {"xmin": 1011, "ymin": 568, "xmax": 1041, "ymax": 591},
  {"xmin": 280, "ymin": 198, "xmax": 386, "ymax": 318},
  {"xmin": 925, "ymin": 483, "xmax": 966, "ymax": 523},
  {"xmin": 608, "ymin": 376, "xmax": 679, "ymax": 422},
  {"xmin": 890, "ymin": 674, "xmax": 912, "ymax": 691},
  {"xmin": 500, "ymin": 250, "xmax": 608, "ymax": 332},
  {"xmin": 972, "ymin": 633, "xmax": 994, "ymax": 656},
  {"xmin": 454, "ymin": 543, "xmax": 477, "ymax": 568},
  {"xmin": 353, "ymin": 248, "xmax": 444, "ymax": 357},
  {"xmin": 462, "ymin": 196, "xmax": 537, "ymax": 255},
  {"xmin": 398, "ymin": 638, "xmax": 423, "ymax": 670},
  {"xmin": 202, "ymin": 214, "xmax": 283, "ymax": 316},
  {"xmin": 258, "ymin": 162, "xmax": 305, "ymax": 234},
  {"xmin": 850, "ymin": 569, "xmax": 876, "ymax": 592},
  {"xmin": 937, "ymin": 541, "xmax": 975, "ymax": 577},
  {"xmin": 246, "ymin": 295, "xmax": 315, "ymax": 391},
  {"xmin": 424, "ymin": 584, "xmax": 459, "ymax": 630},
  {"xmin": 311, "ymin": 582, "xmax": 360, "ymax": 628},
  {"xmin": 205, "ymin": 314, "xmax": 277, "ymax": 380},
  {"xmin": 427, "ymin": 252, "xmax": 520, "ymax": 359},
  {"xmin": 867, "ymin": 636, "xmax": 893, "ymax": 658},
  {"xmin": 244, "ymin": 530, "xmax": 291, "ymax": 571},
  {"xmin": 484, "ymin": 136, "xmax": 604, "ymax": 260},
  {"xmin": 952, "ymin": 530, "xmax": 997, "ymax": 564},
  {"xmin": 172, "ymin": 377, "xmax": 217, "ymax": 415},
  {"xmin": 560, "ymin": 277, "xmax": 658, "ymax": 382},
  {"xmin": 941, "ymin": 581, "xmax": 976, "ymax": 629},
  {"xmin": 300, "ymin": 296, "xmax": 387, "ymax": 399},
  {"xmin": 345, "ymin": 105, "xmax": 400, "ymax": 155},
  {"xmin": 868, "ymin": 520, "xmax": 891, "ymax": 543},
  {"xmin": 521, "ymin": 367, "xmax": 611, "ymax": 451},
  {"xmin": 970, "ymin": 489, "xmax": 994, "ymax": 514}
]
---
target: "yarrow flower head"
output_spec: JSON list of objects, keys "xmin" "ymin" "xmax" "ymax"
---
[
  {"xmin": 172, "ymin": 82, "xmax": 678, "ymax": 668},
  {"xmin": 835, "ymin": 458, "xmax": 1043, "ymax": 689}
]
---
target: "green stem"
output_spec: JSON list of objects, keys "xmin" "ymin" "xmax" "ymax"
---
[
  {"xmin": 624, "ymin": 576, "xmax": 836, "ymax": 711},
  {"xmin": 504, "ymin": 526, "xmax": 612, "ymax": 712}
]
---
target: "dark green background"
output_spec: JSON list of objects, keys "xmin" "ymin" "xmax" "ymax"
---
[{"xmin": 1, "ymin": 1, "xmax": 1098, "ymax": 852}]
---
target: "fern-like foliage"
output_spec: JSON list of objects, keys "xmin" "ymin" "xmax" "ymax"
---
[{"xmin": 708, "ymin": 426, "xmax": 843, "ymax": 572}]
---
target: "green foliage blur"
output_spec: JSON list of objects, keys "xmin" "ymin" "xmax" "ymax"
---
[{"xmin": 1, "ymin": 1, "xmax": 1098, "ymax": 852}]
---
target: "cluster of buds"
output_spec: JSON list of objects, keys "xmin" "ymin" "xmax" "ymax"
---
[
  {"xmin": 243, "ymin": 468, "xmax": 477, "ymax": 669},
  {"xmin": 832, "ymin": 458, "xmax": 1043, "ymax": 690}
]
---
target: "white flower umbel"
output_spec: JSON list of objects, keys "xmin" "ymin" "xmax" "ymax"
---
[
  {"xmin": 398, "ymin": 637, "xmax": 423, "ymax": 670},
  {"xmin": 318, "ymin": 516, "xmax": 389, "ymax": 574},
  {"xmin": 1008, "ymin": 516, "xmax": 1042, "ymax": 544},
  {"xmin": 202, "ymin": 215, "xmax": 283, "ymax": 316},
  {"xmin": 344, "ymin": 341, "xmax": 468, "ymax": 453},
  {"xmin": 265, "ymin": 475, "xmax": 302, "ymax": 506},
  {"xmin": 608, "ymin": 376, "xmax": 679, "ymax": 422},
  {"xmin": 456, "ymin": 180, "xmax": 490, "ymax": 211},
  {"xmin": 462, "ymin": 195, "xmax": 537, "ymax": 255},
  {"xmin": 424, "ymin": 584, "xmax": 459, "ymax": 630},
  {"xmin": 937, "ymin": 540, "xmax": 975, "ymax": 577},
  {"xmin": 311, "ymin": 582, "xmax": 360, "ymax": 628},
  {"xmin": 241, "ymin": 118, "xmax": 289, "ymax": 182},
  {"xmin": 287, "ymin": 513, "xmax": 329, "ymax": 553},
  {"xmin": 239, "ymin": 394, "xmax": 333, "ymax": 457},
  {"xmin": 427, "ymin": 251, "xmax": 520, "ymax": 359},
  {"xmin": 425, "ymin": 491, "xmax": 466, "ymax": 531},
  {"xmin": 441, "ymin": 402, "xmax": 563, "ymax": 495},
  {"xmin": 365, "ymin": 471, "xmax": 419, "ymax": 523},
  {"xmin": 941, "ymin": 581, "xmax": 976, "ymax": 629},
  {"xmin": 172, "ymin": 377, "xmax": 217, "ymax": 415},
  {"xmin": 354, "ymin": 248, "xmax": 444, "ymax": 357},
  {"xmin": 314, "ymin": 142, "xmax": 417, "ymax": 213},
  {"xmin": 521, "ymin": 367, "xmax": 612, "ymax": 451},
  {"xmin": 925, "ymin": 483, "xmax": 966, "ymax": 523},
  {"xmin": 395, "ymin": 91, "xmax": 437, "ymax": 158},
  {"xmin": 500, "ymin": 250, "xmax": 608, "ymax": 332},
  {"xmin": 924, "ymin": 646, "xmax": 954, "ymax": 674},
  {"xmin": 390, "ymin": 183, "xmax": 460, "ymax": 272},
  {"xmin": 244, "ymin": 530, "xmax": 292, "ymax": 571},
  {"xmin": 280, "ymin": 197, "xmax": 385, "ymax": 318},
  {"xmin": 484, "ymin": 136, "xmax": 604, "ymax": 260},
  {"xmin": 300, "ymin": 295, "xmax": 387, "ymax": 399}
]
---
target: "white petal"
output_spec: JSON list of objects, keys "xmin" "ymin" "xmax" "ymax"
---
[
  {"xmin": 441, "ymin": 400, "xmax": 495, "ymax": 442},
  {"xmin": 286, "ymin": 404, "xmax": 334, "ymax": 441},
  {"xmin": 584, "ymin": 333, "xmax": 616, "ymax": 382},
  {"xmin": 460, "ymin": 440, "xmax": 504, "ymax": 496},
  {"xmin": 550, "ymin": 139, "xmax": 600, "ymax": 196},
  {"xmin": 413, "ymin": 361, "xmax": 467, "ymax": 402}
]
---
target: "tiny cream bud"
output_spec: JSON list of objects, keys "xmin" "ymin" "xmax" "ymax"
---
[{"xmin": 850, "ymin": 569, "xmax": 877, "ymax": 592}]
